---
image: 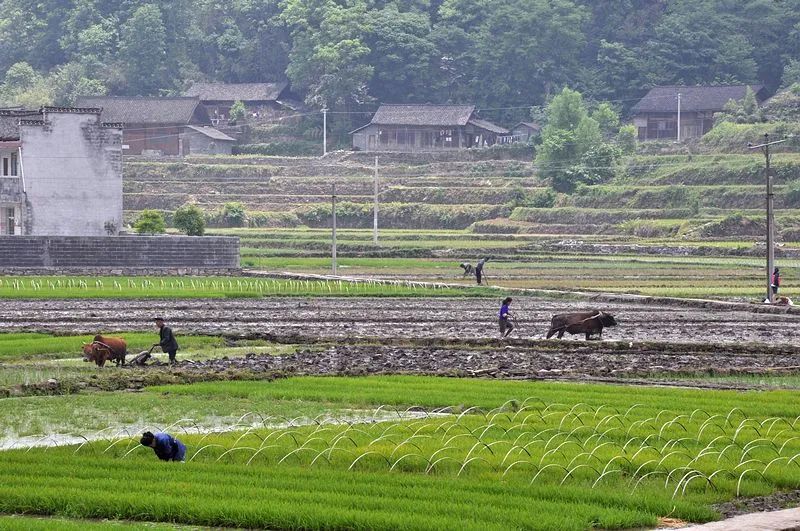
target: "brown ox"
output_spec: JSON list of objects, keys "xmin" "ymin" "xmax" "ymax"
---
[
  {"xmin": 82, "ymin": 335, "xmax": 127, "ymax": 367},
  {"xmin": 545, "ymin": 311, "xmax": 617, "ymax": 340}
]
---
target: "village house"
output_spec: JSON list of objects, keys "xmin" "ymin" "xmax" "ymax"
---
[
  {"xmin": 74, "ymin": 96, "xmax": 234, "ymax": 156},
  {"xmin": 631, "ymin": 85, "xmax": 768, "ymax": 141},
  {"xmin": 184, "ymin": 82, "xmax": 292, "ymax": 124},
  {"xmin": 510, "ymin": 122, "xmax": 541, "ymax": 143},
  {"xmin": 0, "ymin": 107, "xmax": 122, "ymax": 236},
  {"xmin": 351, "ymin": 104, "xmax": 508, "ymax": 152}
]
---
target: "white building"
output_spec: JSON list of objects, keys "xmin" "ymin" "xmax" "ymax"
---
[{"xmin": 0, "ymin": 107, "xmax": 122, "ymax": 236}]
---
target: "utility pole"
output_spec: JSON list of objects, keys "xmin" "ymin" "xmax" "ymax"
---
[
  {"xmin": 322, "ymin": 108, "xmax": 328, "ymax": 157},
  {"xmin": 676, "ymin": 92, "xmax": 682, "ymax": 143},
  {"xmin": 331, "ymin": 182, "xmax": 337, "ymax": 275},
  {"xmin": 373, "ymin": 156, "xmax": 379, "ymax": 245},
  {"xmin": 748, "ymin": 133, "xmax": 787, "ymax": 303}
]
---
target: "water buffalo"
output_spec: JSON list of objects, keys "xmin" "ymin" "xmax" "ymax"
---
[
  {"xmin": 82, "ymin": 335, "xmax": 127, "ymax": 367},
  {"xmin": 546, "ymin": 311, "xmax": 617, "ymax": 340}
]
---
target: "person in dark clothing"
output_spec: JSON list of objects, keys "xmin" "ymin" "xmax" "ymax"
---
[
  {"xmin": 153, "ymin": 317, "xmax": 179, "ymax": 364},
  {"xmin": 498, "ymin": 297, "xmax": 514, "ymax": 338},
  {"xmin": 475, "ymin": 257, "xmax": 489, "ymax": 285},
  {"xmin": 140, "ymin": 431, "xmax": 186, "ymax": 461},
  {"xmin": 772, "ymin": 267, "xmax": 781, "ymax": 297}
]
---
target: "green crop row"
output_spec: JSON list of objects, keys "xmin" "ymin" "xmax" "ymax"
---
[
  {"xmin": 0, "ymin": 276, "xmax": 491, "ymax": 299},
  {"xmin": 6, "ymin": 376, "xmax": 800, "ymax": 528}
]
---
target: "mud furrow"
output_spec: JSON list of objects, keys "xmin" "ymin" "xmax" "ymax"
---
[{"xmin": 1, "ymin": 297, "xmax": 799, "ymax": 346}]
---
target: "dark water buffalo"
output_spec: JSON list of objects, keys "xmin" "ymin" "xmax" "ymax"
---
[
  {"xmin": 546, "ymin": 311, "xmax": 617, "ymax": 340},
  {"xmin": 82, "ymin": 335, "xmax": 127, "ymax": 367}
]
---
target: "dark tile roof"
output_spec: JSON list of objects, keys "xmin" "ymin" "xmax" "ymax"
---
[
  {"xmin": 632, "ymin": 85, "xmax": 765, "ymax": 113},
  {"xmin": 0, "ymin": 109, "xmax": 41, "ymax": 140},
  {"xmin": 74, "ymin": 96, "xmax": 204, "ymax": 125},
  {"xmin": 185, "ymin": 125, "xmax": 235, "ymax": 141},
  {"xmin": 468, "ymin": 118, "xmax": 509, "ymax": 134},
  {"xmin": 184, "ymin": 82, "xmax": 288, "ymax": 102},
  {"xmin": 371, "ymin": 104, "xmax": 476, "ymax": 126},
  {"xmin": 514, "ymin": 121, "xmax": 541, "ymax": 131}
]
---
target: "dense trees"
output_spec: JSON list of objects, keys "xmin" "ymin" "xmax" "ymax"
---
[{"xmin": 1, "ymin": 0, "xmax": 799, "ymax": 125}]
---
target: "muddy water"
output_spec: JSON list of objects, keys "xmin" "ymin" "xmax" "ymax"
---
[{"xmin": 0, "ymin": 297, "xmax": 797, "ymax": 345}]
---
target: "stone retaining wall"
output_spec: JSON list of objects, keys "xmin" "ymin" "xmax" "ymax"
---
[{"xmin": 0, "ymin": 235, "xmax": 239, "ymax": 272}]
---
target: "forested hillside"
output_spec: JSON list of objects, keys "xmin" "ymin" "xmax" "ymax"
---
[{"xmin": 1, "ymin": 0, "xmax": 799, "ymax": 130}]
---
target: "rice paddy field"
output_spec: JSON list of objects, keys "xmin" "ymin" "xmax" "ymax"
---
[
  {"xmin": 5, "ymin": 377, "xmax": 800, "ymax": 529},
  {"xmin": 208, "ymin": 227, "xmax": 799, "ymax": 301},
  {"xmin": 7, "ymin": 151, "xmax": 800, "ymax": 529}
]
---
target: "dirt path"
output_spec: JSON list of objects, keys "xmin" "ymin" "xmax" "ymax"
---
[{"xmin": 1, "ymin": 297, "xmax": 798, "ymax": 346}]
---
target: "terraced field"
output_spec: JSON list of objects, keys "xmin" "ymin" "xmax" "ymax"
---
[{"xmin": 124, "ymin": 152, "xmax": 800, "ymax": 237}]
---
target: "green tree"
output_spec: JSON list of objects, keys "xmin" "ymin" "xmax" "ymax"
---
[
  {"xmin": 643, "ymin": 0, "xmax": 758, "ymax": 85},
  {"xmin": 133, "ymin": 210, "xmax": 166, "ymax": 234},
  {"xmin": 591, "ymin": 103, "xmax": 620, "ymax": 136},
  {"xmin": 536, "ymin": 87, "xmax": 606, "ymax": 192},
  {"xmin": 0, "ymin": 62, "xmax": 52, "ymax": 107},
  {"xmin": 782, "ymin": 59, "xmax": 800, "ymax": 89},
  {"xmin": 363, "ymin": 5, "xmax": 437, "ymax": 103},
  {"xmin": 715, "ymin": 86, "xmax": 764, "ymax": 124},
  {"xmin": 222, "ymin": 202, "xmax": 247, "ymax": 227},
  {"xmin": 173, "ymin": 203, "xmax": 206, "ymax": 236},
  {"xmin": 436, "ymin": 0, "xmax": 588, "ymax": 109},
  {"xmin": 282, "ymin": 0, "xmax": 374, "ymax": 131},
  {"xmin": 50, "ymin": 62, "xmax": 106, "ymax": 106},
  {"xmin": 229, "ymin": 100, "xmax": 246, "ymax": 124},
  {"xmin": 118, "ymin": 5, "xmax": 168, "ymax": 95}
]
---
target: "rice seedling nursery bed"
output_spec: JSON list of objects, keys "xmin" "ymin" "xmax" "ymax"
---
[
  {"xmin": 4, "ymin": 377, "xmax": 800, "ymax": 529},
  {"xmin": 0, "ymin": 276, "xmax": 490, "ymax": 299}
]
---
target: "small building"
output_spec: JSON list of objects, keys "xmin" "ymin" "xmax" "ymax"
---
[
  {"xmin": 0, "ymin": 107, "xmax": 122, "ymax": 236},
  {"xmin": 631, "ymin": 85, "xmax": 768, "ymax": 141},
  {"xmin": 183, "ymin": 125, "xmax": 236, "ymax": 155},
  {"xmin": 351, "ymin": 104, "xmax": 508, "ymax": 152},
  {"xmin": 184, "ymin": 82, "xmax": 291, "ymax": 124},
  {"xmin": 75, "ymin": 96, "xmax": 231, "ymax": 156},
  {"xmin": 510, "ymin": 122, "xmax": 541, "ymax": 143}
]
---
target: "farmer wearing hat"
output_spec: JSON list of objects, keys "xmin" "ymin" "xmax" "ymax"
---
[
  {"xmin": 140, "ymin": 431, "xmax": 186, "ymax": 462},
  {"xmin": 152, "ymin": 317, "xmax": 180, "ymax": 364}
]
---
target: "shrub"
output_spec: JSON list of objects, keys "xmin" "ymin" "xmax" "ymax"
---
[
  {"xmin": 222, "ymin": 202, "xmax": 247, "ymax": 227},
  {"xmin": 233, "ymin": 141, "xmax": 321, "ymax": 156},
  {"xmin": 133, "ymin": 210, "xmax": 166, "ymax": 234},
  {"xmin": 628, "ymin": 186, "xmax": 700, "ymax": 213},
  {"xmin": 172, "ymin": 203, "xmax": 205, "ymax": 236},
  {"xmin": 525, "ymin": 188, "xmax": 557, "ymax": 208}
]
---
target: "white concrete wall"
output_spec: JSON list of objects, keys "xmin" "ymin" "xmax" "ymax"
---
[{"xmin": 20, "ymin": 111, "xmax": 122, "ymax": 236}]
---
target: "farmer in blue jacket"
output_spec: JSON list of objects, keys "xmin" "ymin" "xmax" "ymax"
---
[{"xmin": 140, "ymin": 431, "xmax": 186, "ymax": 462}]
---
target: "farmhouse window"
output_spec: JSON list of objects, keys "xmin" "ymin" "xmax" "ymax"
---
[
  {"xmin": 1, "ymin": 153, "xmax": 17, "ymax": 176},
  {"xmin": 379, "ymin": 130, "xmax": 388, "ymax": 145}
]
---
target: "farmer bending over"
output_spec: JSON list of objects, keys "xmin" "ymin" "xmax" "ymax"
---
[
  {"xmin": 140, "ymin": 431, "xmax": 186, "ymax": 462},
  {"xmin": 153, "ymin": 317, "xmax": 180, "ymax": 364},
  {"xmin": 499, "ymin": 297, "xmax": 514, "ymax": 339}
]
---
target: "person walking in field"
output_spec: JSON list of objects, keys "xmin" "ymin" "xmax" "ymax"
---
[
  {"xmin": 140, "ymin": 431, "xmax": 186, "ymax": 462},
  {"xmin": 772, "ymin": 267, "xmax": 781, "ymax": 298},
  {"xmin": 475, "ymin": 257, "xmax": 489, "ymax": 285},
  {"xmin": 498, "ymin": 297, "xmax": 515, "ymax": 339},
  {"xmin": 153, "ymin": 317, "xmax": 180, "ymax": 364}
]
